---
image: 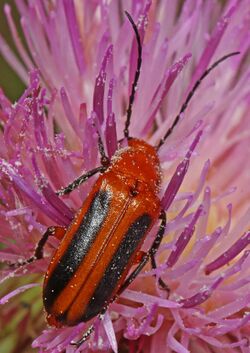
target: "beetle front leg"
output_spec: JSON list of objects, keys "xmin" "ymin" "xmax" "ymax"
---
[{"xmin": 56, "ymin": 166, "xmax": 106, "ymax": 196}]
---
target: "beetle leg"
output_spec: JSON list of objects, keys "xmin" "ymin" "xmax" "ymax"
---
[
  {"xmin": 56, "ymin": 166, "xmax": 106, "ymax": 196},
  {"xmin": 117, "ymin": 210, "xmax": 167, "ymax": 295},
  {"xmin": 71, "ymin": 324, "xmax": 95, "ymax": 347},
  {"xmin": 97, "ymin": 133, "xmax": 110, "ymax": 167},
  {"xmin": 91, "ymin": 116, "xmax": 110, "ymax": 167},
  {"xmin": 34, "ymin": 226, "xmax": 67, "ymax": 259},
  {"xmin": 134, "ymin": 249, "xmax": 169, "ymax": 291},
  {"xmin": 49, "ymin": 226, "xmax": 67, "ymax": 241},
  {"xmin": 71, "ymin": 311, "xmax": 106, "ymax": 347},
  {"xmin": 133, "ymin": 250, "xmax": 146, "ymax": 264},
  {"xmin": 10, "ymin": 226, "xmax": 66, "ymax": 268},
  {"xmin": 150, "ymin": 253, "xmax": 169, "ymax": 293}
]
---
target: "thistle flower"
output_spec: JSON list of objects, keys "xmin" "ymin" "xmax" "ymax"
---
[{"xmin": 0, "ymin": 1, "xmax": 249, "ymax": 353}]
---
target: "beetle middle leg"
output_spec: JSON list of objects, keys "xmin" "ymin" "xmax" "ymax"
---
[
  {"xmin": 131, "ymin": 249, "xmax": 168, "ymax": 291},
  {"xmin": 10, "ymin": 226, "xmax": 66, "ymax": 268},
  {"xmin": 117, "ymin": 210, "xmax": 169, "ymax": 295},
  {"xmin": 150, "ymin": 253, "xmax": 169, "ymax": 292}
]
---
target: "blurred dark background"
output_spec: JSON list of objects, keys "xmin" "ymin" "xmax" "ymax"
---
[{"xmin": 0, "ymin": 0, "xmax": 25, "ymax": 101}]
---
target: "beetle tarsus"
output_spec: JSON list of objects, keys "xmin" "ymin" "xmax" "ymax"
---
[
  {"xmin": 150, "ymin": 253, "xmax": 170, "ymax": 296},
  {"xmin": 71, "ymin": 324, "xmax": 95, "ymax": 347},
  {"xmin": 71, "ymin": 311, "xmax": 106, "ymax": 348}
]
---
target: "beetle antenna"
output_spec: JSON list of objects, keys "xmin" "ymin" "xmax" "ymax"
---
[
  {"xmin": 156, "ymin": 51, "xmax": 240, "ymax": 151},
  {"xmin": 123, "ymin": 11, "xmax": 143, "ymax": 139}
]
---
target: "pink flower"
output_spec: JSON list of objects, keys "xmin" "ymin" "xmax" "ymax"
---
[{"xmin": 0, "ymin": 1, "xmax": 249, "ymax": 352}]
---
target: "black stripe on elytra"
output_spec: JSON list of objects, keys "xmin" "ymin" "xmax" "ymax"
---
[
  {"xmin": 43, "ymin": 190, "xmax": 111, "ymax": 311},
  {"xmin": 81, "ymin": 213, "xmax": 152, "ymax": 322}
]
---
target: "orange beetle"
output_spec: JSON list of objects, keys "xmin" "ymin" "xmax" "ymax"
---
[
  {"xmin": 44, "ymin": 139, "xmax": 162, "ymax": 327},
  {"xmin": 16, "ymin": 11, "xmax": 239, "ymax": 347}
]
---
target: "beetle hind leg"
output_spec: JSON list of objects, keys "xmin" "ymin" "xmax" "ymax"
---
[
  {"xmin": 150, "ymin": 253, "xmax": 169, "ymax": 294},
  {"xmin": 132, "ymin": 250, "xmax": 169, "ymax": 292},
  {"xmin": 71, "ymin": 311, "xmax": 106, "ymax": 347},
  {"xmin": 149, "ymin": 210, "xmax": 169, "ymax": 294},
  {"xmin": 70, "ymin": 324, "xmax": 95, "ymax": 347},
  {"xmin": 117, "ymin": 210, "xmax": 169, "ymax": 295}
]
